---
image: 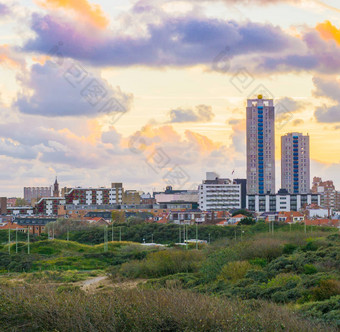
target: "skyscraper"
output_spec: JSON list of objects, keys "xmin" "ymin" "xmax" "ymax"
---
[
  {"xmin": 246, "ymin": 95, "xmax": 275, "ymax": 194},
  {"xmin": 281, "ymin": 133, "xmax": 310, "ymax": 194}
]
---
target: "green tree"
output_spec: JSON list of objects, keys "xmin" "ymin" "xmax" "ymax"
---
[
  {"xmin": 239, "ymin": 217, "xmax": 256, "ymax": 225},
  {"xmin": 15, "ymin": 198, "xmax": 28, "ymax": 207},
  {"xmin": 112, "ymin": 211, "xmax": 125, "ymax": 223},
  {"xmin": 232, "ymin": 209, "xmax": 253, "ymax": 217}
]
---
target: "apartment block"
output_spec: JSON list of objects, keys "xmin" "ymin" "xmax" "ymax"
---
[
  {"xmin": 24, "ymin": 187, "xmax": 52, "ymax": 203},
  {"xmin": 199, "ymin": 172, "xmax": 241, "ymax": 211},
  {"xmin": 35, "ymin": 197, "xmax": 66, "ymax": 216},
  {"xmin": 0, "ymin": 197, "xmax": 7, "ymax": 215},
  {"xmin": 65, "ymin": 185, "xmax": 123, "ymax": 206},
  {"xmin": 246, "ymin": 189, "xmax": 320, "ymax": 212},
  {"xmin": 311, "ymin": 177, "xmax": 340, "ymax": 210},
  {"xmin": 281, "ymin": 133, "xmax": 310, "ymax": 194},
  {"xmin": 246, "ymin": 96, "xmax": 275, "ymax": 194}
]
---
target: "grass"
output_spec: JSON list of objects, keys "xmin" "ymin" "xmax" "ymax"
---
[{"xmin": 0, "ymin": 284, "xmax": 336, "ymax": 332}]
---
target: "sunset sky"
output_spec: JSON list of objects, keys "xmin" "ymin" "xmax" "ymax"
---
[{"xmin": 1, "ymin": 0, "xmax": 340, "ymax": 196}]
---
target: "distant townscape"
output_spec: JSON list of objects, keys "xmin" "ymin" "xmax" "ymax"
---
[{"xmin": 1, "ymin": 96, "xmax": 339, "ymax": 233}]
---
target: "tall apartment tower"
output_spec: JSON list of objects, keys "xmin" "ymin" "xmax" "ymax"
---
[
  {"xmin": 281, "ymin": 133, "xmax": 310, "ymax": 194},
  {"xmin": 246, "ymin": 95, "xmax": 275, "ymax": 195}
]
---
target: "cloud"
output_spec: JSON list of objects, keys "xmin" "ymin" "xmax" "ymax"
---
[
  {"xmin": 313, "ymin": 76, "xmax": 340, "ymax": 123},
  {"xmin": 14, "ymin": 61, "xmax": 133, "ymax": 117},
  {"xmin": 36, "ymin": 0, "xmax": 109, "ymax": 29},
  {"xmin": 24, "ymin": 12, "xmax": 300, "ymax": 68},
  {"xmin": 276, "ymin": 97, "xmax": 306, "ymax": 113},
  {"xmin": 313, "ymin": 76, "xmax": 340, "ymax": 102},
  {"xmin": 169, "ymin": 104, "xmax": 214, "ymax": 123},
  {"xmin": 0, "ymin": 45, "xmax": 24, "ymax": 69},
  {"xmin": 0, "ymin": 3, "xmax": 10, "ymax": 16},
  {"xmin": 316, "ymin": 20, "xmax": 340, "ymax": 46},
  {"xmin": 292, "ymin": 119, "xmax": 304, "ymax": 126}
]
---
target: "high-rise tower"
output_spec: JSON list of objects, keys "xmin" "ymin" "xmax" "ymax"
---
[
  {"xmin": 246, "ymin": 95, "xmax": 275, "ymax": 194},
  {"xmin": 281, "ymin": 133, "xmax": 310, "ymax": 194}
]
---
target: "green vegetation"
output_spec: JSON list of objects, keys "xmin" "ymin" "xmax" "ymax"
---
[
  {"xmin": 56, "ymin": 221, "xmax": 335, "ymax": 245},
  {"xmin": 0, "ymin": 239, "xmax": 153, "ymax": 272},
  {"xmin": 0, "ymin": 224, "xmax": 339, "ymax": 330},
  {"xmin": 0, "ymin": 285, "xmax": 334, "ymax": 332}
]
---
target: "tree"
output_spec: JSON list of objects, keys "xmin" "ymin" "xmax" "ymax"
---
[
  {"xmin": 239, "ymin": 217, "xmax": 256, "ymax": 225},
  {"xmin": 112, "ymin": 211, "xmax": 125, "ymax": 223},
  {"xmin": 232, "ymin": 209, "xmax": 253, "ymax": 218},
  {"xmin": 15, "ymin": 198, "xmax": 28, "ymax": 207}
]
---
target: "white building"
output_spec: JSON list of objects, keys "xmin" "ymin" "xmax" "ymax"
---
[
  {"xmin": 246, "ymin": 189, "xmax": 320, "ymax": 212},
  {"xmin": 246, "ymin": 95, "xmax": 275, "ymax": 195},
  {"xmin": 199, "ymin": 172, "xmax": 241, "ymax": 211},
  {"xmin": 281, "ymin": 133, "xmax": 310, "ymax": 194}
]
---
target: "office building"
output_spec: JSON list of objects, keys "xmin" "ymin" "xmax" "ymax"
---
[
  {"xmin": 199, "ymin": 172, "xmax": 241, "ymax": 211},
  {"xmin": 281, "ymin": 133, "xmax": 310, "ymax": 194},
  {"xmin": 246, "ymin": 95, "xmax": 275, "ymax": 195}
]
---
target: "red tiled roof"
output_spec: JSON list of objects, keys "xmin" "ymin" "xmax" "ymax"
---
[{"xmin": 232, "ymin": 214, "xmax": 247, "ymax": 219}]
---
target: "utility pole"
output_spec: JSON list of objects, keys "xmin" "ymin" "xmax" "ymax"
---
[
  {"xmin": 179, "ymin": 225, "xmax": 181, "ymax": 243},
  {"xmin": 183, "ymin": 224, "xmax": 185, "ymax": 244},
  {"xmin": 27, "ymin": 229, "xmax": 30, "ymax": 255},
  {"xmin": 8, "ymin": 228, "xmax": 10, "ymax": 254},
  {"xmin": 186, "ymin": 224, "xmax": 189, "ymax": 249},
  {"xmin": 104, "ymin": 226, "xmax": 108, "ymax": 252},
  {"xmin": 119, "ymin": 226, "xmax": 122, "ymax": 242},
  {"xmin": 16, "ymin": 228, "xmax": 18, "ymax": 254},
  {"xmin": 272, "ymin": 220, "xmax": 274, "ymax": 235},
  {"xmin": 52, "ymin": 223, "xmax": 55, "ymax": 240},
  {"xmin": 151, "ymin": 233, "xmax": 154, "ymax": 243},
  {"xmin": 196, "ymin": 223, "xmax": 198, "ymax": 250}
]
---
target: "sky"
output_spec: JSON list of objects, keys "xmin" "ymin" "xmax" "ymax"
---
[{"xmin": 1, "ymin": 0, "xmax": 340, "ymax": 196}]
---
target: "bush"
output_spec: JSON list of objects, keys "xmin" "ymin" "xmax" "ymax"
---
[
  {"xmin": 299, "ymin": 295, "xmax": 340, "ymax": 326},
  {"xmin": 0, "ymin": 285, "xmax": 334, "ymax": 332},
  {"xmin": 235, "ymin": 238, "xmax": 284, "ymax": 261},
  {"xmin": 218, "ymin": 261, "xmax": 253, "ymax": 283},
  {"xmin": 266, "ymin": 273, "xmax": 301, "ymax": 289},
  {"xmin": 118, "ymin": 249, "xmax": 204, "ymax": 278},
  {"xmin": 283, "ymin": 243, "xmax": 297, "ymax": 255},
  {"xmin": 312, "ymin": 279, "xmax": 340, "ymax": 301},
  {"xmin": 303, "ymin": 264, "xmax": 318, "ymax": 275}
]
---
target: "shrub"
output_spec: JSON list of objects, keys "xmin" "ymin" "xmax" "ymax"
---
[
  {"xmin": 218, "ymin": 261, "xmax": 252, "ymax": 283},
  {"xmin": 267, "ymin": 273, "xmax": 301, "ymax": 288},
  {"xmin": 299, "ymin": 295, "xmax": 340, "ymax": 326},
  {"xmin": 249, "ymin": 257, "xmax": 267, "ymax": 267},
  {"xmin": 283, "ymin": 243, "xmax": 297, "ymax": 255},
  {"xmin": 235, "ymin": 238, "xmax": 284, "ymax": 261},
  {"xmin": 119, "ymin": 249, "xmax": 204, "ymax": 278},
  {"xmin": 200, "ymin": 248, "xmax": 239, "ymax": 283},
  {"xmin": 303, "ymin": 264, "xmax": 318, "ymax": 275},
  {"xmin": 0, "ymin": 285, "xmax": 334, "ymax": 332},
  {"xmin": 312, "ymin": 279, "xmax": 340, "ymax": 301}
]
